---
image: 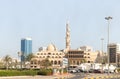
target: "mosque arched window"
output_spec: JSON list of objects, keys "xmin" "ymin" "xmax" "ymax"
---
[
  {"xmin": 38, "ymin": 61, "xmax": 41, "ymax": 64},
  {"xmin": 51, "ymin": 61, "xmax": 53, "ymax": 64},
  {"xmin": 54, "ymin": 61, "xmax": 57, "ymax": 65},
  {"xmin": 58, "ymin": 61, "xmax": 61, "ymax": 64},
  {"xmin": 52, "ymin": 56, "xmax": 54, "ymax": 58},
  {"xmin": 47, "ymin": 56, "xmax": 50, "ymax": 58},
  {"xmin": 37, "ymin": 53, "xmax": 39, "ymax": 55},
  {"xmin": 48, "ymin": 52, "xmax": 51, "ymax": 55}
]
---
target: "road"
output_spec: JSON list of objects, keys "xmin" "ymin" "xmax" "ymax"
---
[
  {"xmin": 68, "ymin": 72, "xmax": 120, "ymax": 79},
  {"xmin": 68, "ymin": 73, "xmax": 90, "ymax": 79}
]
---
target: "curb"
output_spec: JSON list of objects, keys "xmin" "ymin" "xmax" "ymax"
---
[{"xmin": 84, "ymin": 75, "xmax": 120, "ymax": 79}]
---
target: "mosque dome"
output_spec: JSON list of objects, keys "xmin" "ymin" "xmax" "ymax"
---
[{"xmin": 47, "ymin": 44, "xmax": 57, "ymax": 51}]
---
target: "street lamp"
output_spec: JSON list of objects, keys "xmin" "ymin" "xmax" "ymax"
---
[
  {"xmin": 101, "ymin": 38, "xmax": 104, "ymax": 73},
  {"xmin": 105, "ymin": 16, "xmax": 112, "ymax": 74},
  {"xmin": 18, "ymin": 52, "xmax": 23, "ymax": 69}
]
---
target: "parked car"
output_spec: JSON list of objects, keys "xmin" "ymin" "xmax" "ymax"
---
[
  {"xmin": 104, "ymin": 69, "xmax": 114, "ymax": 73},
  {"xmin": 94, "ymin": 69, "xmax": 101, "ymax": 73},
  {"xmin": 89, "ymin": 69, "xmax": 94, "ymax": 73},
  {"xmin": 68, "ymin": 69, "xmax": 77, "ymax": 73}
]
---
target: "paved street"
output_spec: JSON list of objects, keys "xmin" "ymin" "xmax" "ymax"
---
[
  {"xmin": 68, "ymin": 73, "xmax": 120, "ymax": 79},
  {"xmin": 0, "ymin": 74, "xmax": 75, "ymax": 79}
]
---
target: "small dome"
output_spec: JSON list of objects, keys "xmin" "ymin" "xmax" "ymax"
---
[{"xmin": 47, "ymin": 44, "xmax": 56, "ymax": 51}]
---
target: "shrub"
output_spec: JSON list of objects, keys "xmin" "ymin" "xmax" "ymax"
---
[
  {"xmin": 0, "ymin": 70, "xmax": 38, "ymax": 76},
  {"xmin": 37, "ymin": 69, "xmax": 53, "ymax": 75}
]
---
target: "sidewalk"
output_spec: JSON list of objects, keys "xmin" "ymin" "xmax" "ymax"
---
[{"xmin": 0, "ymin": 73, "xmax": 75, "ymax": 79}]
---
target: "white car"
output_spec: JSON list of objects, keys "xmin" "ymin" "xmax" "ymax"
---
[{"xmin": 68, "ymin": 69, "xmax": 77, "ymax": 73}]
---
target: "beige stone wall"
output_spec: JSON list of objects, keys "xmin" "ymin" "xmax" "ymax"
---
[{"xmin": 84, "ymin": 51, "xmax": 99, "ymax": 63}]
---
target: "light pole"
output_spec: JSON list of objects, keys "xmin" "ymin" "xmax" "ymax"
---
[
  {"xmin": 18, "ymin": 52, "xmax": 22, "ymax": 69},
  {"xmin": 105, "ymin": 16, "xmax": 112, "ymax": 74},
  {"xmin": 101, "ymin": 38, "xmax": 104, "ymax": 73}
]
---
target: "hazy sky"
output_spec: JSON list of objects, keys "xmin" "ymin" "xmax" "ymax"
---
[{"xmin": 0, "ymin": 0, "xmax": 120, "ymax": 58}]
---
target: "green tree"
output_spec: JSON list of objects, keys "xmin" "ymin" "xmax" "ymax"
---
[
  {"xmin": 0, "ymin": 61, "xmax": 4, "ymax": 68},
  {"xmin": 26, "ymin": 53, "xmax": 34, "ymax": 62},
  {"xmin": 40, "ymin": 58, "xmax": 52, "ymax": 69},
  {"xmin": 3, "ymin": 55, "xmax": 12, "ymax": 70}
]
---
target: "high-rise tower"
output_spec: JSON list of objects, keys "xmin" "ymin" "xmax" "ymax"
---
[
  {"xmin": 21, "ymin": 37, "xmax": 32, "ymax": 61},
  {"xmin": 66, "ymin": 21, "xmax": 70, "ymax": 51}
]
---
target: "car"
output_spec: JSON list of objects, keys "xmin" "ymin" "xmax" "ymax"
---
[
  {"xmin": 94, "ymin": 69, "xmax": 101, "ymax": 73},
  {"xmin": 89, "ymin": 69, "xmax": 94, "ymax": 73},
  {"xmin": 104, "ymin": 69, "xmax": 109, "ymax": 73},
  {"xmin": 68, "ymin": 69, "xmax": 77, "ymax": 73}
]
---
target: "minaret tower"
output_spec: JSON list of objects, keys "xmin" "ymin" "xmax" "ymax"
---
[{"xmin": 66, "ymin": 21, "xmax": 71, "ymax": 51}]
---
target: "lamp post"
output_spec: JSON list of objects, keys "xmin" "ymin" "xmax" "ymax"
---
[
  {"xmin": 101, "ymin": 38, "xmax": 104, "ymax": 73},
  {"xmin": 18, "ymin": 52, "xmax": 22, "ymax": 69},
  {"xmin": 105, "ymin": 16, "xmax": 112, "ymax": 74}
]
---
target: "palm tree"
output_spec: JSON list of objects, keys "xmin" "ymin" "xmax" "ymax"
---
[
  {"xmin": 40, "ymin": 58, "xmax": 52, "ymax": 69},
  {"xmin": 26, "ymin": 53, "xmax": 34, "ymax": 62},
  {"xmin": 0, "ymin": 61, "xmax": 4, "ymax": 68},
  {"xmin": 3, "ymin": 55, "xmax": 12, "ymax": 70}
]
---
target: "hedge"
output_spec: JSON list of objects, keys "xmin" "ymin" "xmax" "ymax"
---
[
  {"xmin": 0, "ymin": 70, "xmax": 38, "ymax": 76},
  {"xmin": 37, "ymin": 69, "xmax": 53, "ymax": 75}
]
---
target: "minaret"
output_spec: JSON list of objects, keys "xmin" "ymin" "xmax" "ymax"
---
[{"xmin": 66, "ymin": 21, "xmax": 71, "ymax": 51}]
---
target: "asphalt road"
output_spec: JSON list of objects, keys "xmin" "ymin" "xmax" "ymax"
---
[
  {"xmin": 68, "ymin": 73, "xmax": 120, "ymax": 79},
  {"xmin": 68, "ymin": 73, "xmax": 88, "ymax": 79}
]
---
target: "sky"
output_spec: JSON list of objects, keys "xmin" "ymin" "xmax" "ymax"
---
[{"xmin": 0, "ymin": 0, "xmax": 120, "ymax": 58}]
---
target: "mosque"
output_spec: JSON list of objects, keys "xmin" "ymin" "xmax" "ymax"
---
[{"xmin": 30, "ymin": 21, "xmax": 100, "ymax": 69}]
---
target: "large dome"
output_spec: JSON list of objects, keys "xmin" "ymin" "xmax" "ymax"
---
[{"xmin": 47, "ymin": 44, "xmax": 57, "ymax": 51}]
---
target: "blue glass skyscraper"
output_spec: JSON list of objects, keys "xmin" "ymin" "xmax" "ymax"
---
[{"xmin": 21, "ymin": 38, "xmax": 32, "ymax": 61}]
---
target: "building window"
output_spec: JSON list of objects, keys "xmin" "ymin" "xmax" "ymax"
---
[
  {"xmin": 47, "ymin": 56, "xmax": 50, "ymax": 58},
  {"xmin": 58, "ymin": 61, "xmax": 61, "ymax": 65},
  {"xmin": 55, "ymin": 56, "xmax": 58, "ymax": 58},
  {"xmin": 51, "ymin": 61, "xmax": 53, "ymax": 64},
  {"xmin": 54, "ymin": 61, "xmax": 57, "ymax": 65},
  {"xmin": 88, "ymin": 61, "xmax": 90, "ymax": 63},
  {"xmin": 48, "ymin": 52, "xmax": 51, "ymax": 55},
  {"xmin": 77, "ymin": 61, "xmax": 79, "ymax": 65},
  {"xmin": 37, "ymin": 53, "xmax": 39, "ymax": 55}
]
